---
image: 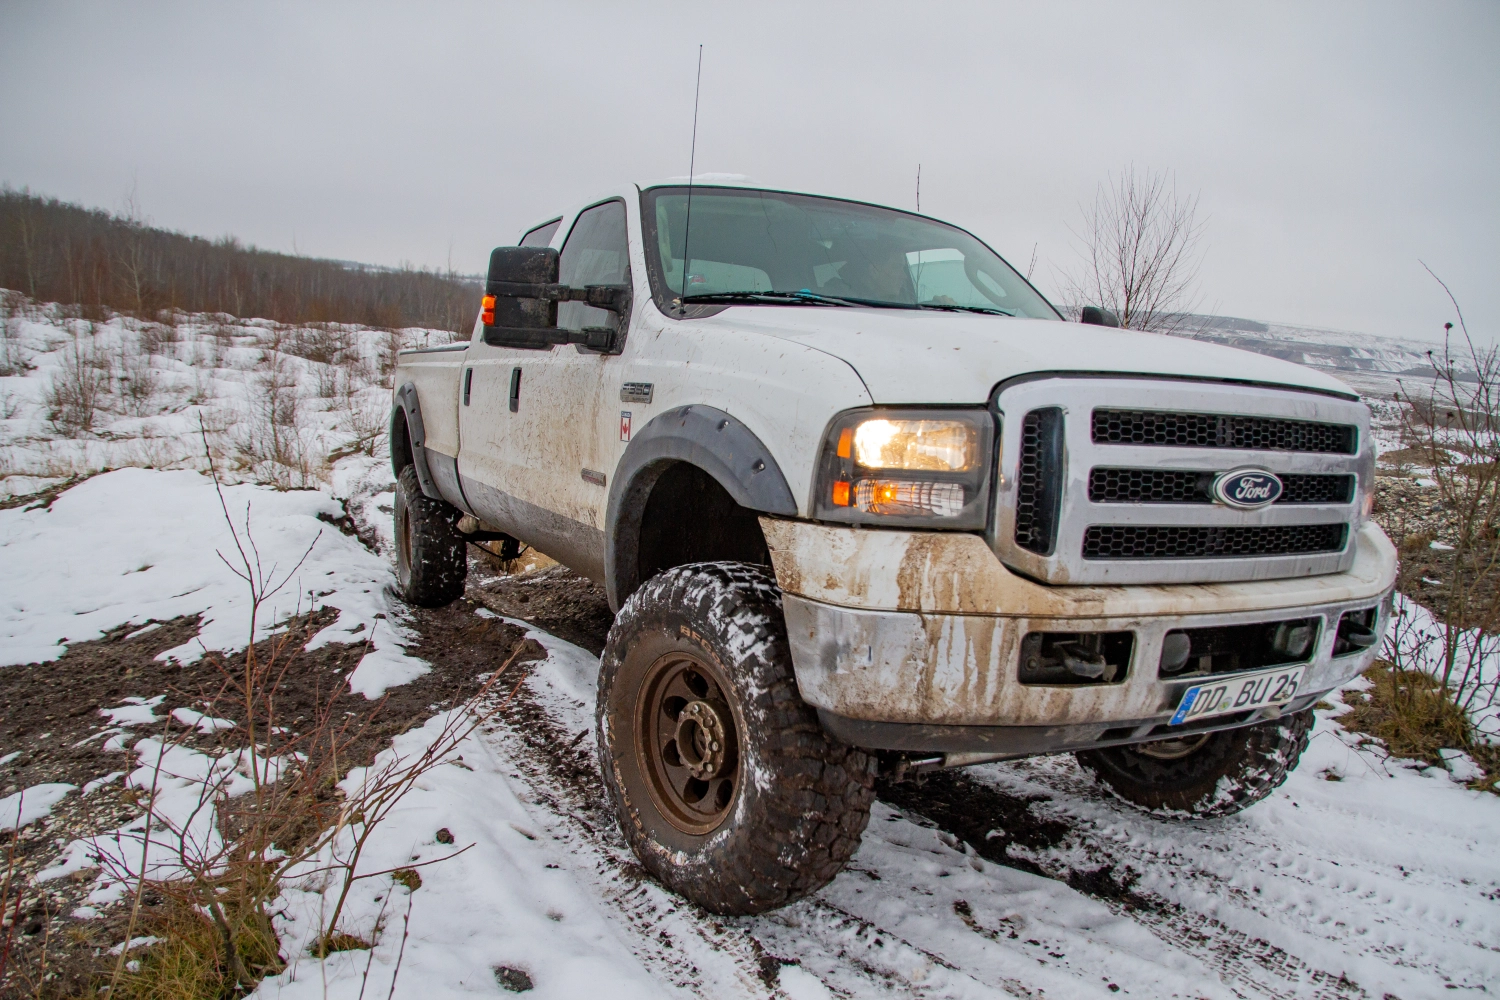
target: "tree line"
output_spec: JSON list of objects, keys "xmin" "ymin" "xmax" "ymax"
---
[{"xmin": 0, "ymin": 187, "xmax": 480, "ymax": 332}]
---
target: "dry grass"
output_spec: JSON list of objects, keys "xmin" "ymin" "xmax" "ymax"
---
[
  {"xmin": 107, "ymin": 881, "xmax": 283, "ymax": 1000},
  {"xmin": 1342, "ymin": 662, "xmax": 1499, "ymax": 791},
  {"xmin": 1342, "ymin": 663, "xmax": 1470, "ymax": 763}
]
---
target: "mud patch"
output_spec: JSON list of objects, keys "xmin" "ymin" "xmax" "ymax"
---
[
  {"xmin": 874, "ymin": 769, "xmax": 1072, "ymax": 877},
  {"xmin": 470, "ymin": 561, "xmax": 614, "ymax": 655}
]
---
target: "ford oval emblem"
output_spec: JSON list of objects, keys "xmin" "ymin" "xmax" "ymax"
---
[{"xmin": 1212, "ymin": 469, "xmax": 1283, "ymax": 509}]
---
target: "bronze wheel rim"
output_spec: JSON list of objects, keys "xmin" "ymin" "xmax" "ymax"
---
[
  {"xmin": 635, "ymin": 650, "xmax": 740, "ymax": 836},
  {"xmin": 1136, "ymin": 732, "xmax": 1211, "ymax": 760}
]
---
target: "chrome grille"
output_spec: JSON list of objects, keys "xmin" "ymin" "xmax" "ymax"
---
[
  {"xmin": 991, "ymin": 378, "xmax": 1373, "ymax": 586},
  {"xmin": 1092, "ymin": 409, "xmax": 1357, "ymax": 454},
  {"xmin": 1088, "ymin": 469, "xmax": 1355, "ymax": 505},
  {"xmin": 1082, "ymin": 523, "xmax": 1348, "ymax": 559}
]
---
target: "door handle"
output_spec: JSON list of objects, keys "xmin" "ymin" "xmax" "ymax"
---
[
  {"xmin": 463, "ymin": 367, "xmax": 473, "ymax": 406},
  {"xmin": 509, "ymin": 367, "xmax": 521, "ymax": 413}
]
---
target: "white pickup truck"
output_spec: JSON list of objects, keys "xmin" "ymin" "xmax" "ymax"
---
[{"xmin": 390, "ymin": 182, "xmax": 1396, "ymax": 915}]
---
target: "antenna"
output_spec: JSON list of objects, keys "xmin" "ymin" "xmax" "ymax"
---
[
  {"xmin": 916, "ymin": 164, "xmax": 921, "ymax": 213},
  {"xmin": 677, "ymin": 45, "xmax": 704, "ymax": 315}
]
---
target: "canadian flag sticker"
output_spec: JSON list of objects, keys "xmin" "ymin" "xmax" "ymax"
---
[{"xmin": 620, "ymin": 410, "xmax": 632, "ymax": 442}]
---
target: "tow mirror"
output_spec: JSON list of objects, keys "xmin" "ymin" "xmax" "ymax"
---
[
  {"xmin": 481, "ymin": 246, "xmax": 629, "ymax": 351},
  {"xmin": 1079, "ymin": 306, "xmax": 1120, "ymax": 328}
]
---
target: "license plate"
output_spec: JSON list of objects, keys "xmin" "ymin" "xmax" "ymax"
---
[{"xmin": 1169, "ymin": 665, "xmax": 1306, "ymax": 726}]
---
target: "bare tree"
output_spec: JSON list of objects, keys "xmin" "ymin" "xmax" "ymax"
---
[{"xmin": 1064, "ymin": 166, "xmax": 1205, "ymax": 333}]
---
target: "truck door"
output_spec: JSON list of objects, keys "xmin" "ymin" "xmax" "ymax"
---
[{"xmin": 457, "ymin": 200, "xmax": 630, "ymax": 581}]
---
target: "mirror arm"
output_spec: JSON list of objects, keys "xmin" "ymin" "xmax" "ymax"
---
[{"xmin": 484, "ymin": 281, "xmax": 630, "ymax": 315}]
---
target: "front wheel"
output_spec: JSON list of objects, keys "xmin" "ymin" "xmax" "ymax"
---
[
  {"xmin": 393, "ymin": 464, "xmax": 467, "ymax": 607},
  {"xmin": 597, "ymin": 562, "xmax": 876, "ymax": 915},
  {"xmin": 1075, "ymin": 709, "xmax": 1314, "ymax": 818}
]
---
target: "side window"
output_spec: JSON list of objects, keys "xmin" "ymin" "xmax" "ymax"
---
[
  {"xmin": 520, "ymin": 218, "xmax": 561, "ymax": 247},
  {"xmin": 558, "ymin": 201, "xmax": 629, "ymax": 332}
]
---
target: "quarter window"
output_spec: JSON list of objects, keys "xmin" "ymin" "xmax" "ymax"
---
[{"xmin": 520, "ymin": 218, "xmax": 562, "ymax": 247}]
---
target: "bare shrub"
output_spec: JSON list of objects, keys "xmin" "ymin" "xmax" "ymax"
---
[
  {"xmin": 94, "ymin": 440, "xmax": 523, "ymax": 996},
  {"xmin": 1063, "ymin": 165, "xmax": 1205, "ymax": 333},
  {"xmin": 340, "ymin": 401, "xmax": 385, "ymax": 458},
  {"xmin": 117, "ymin": 340, "xmax": 161, "ymax": 417},
  {"xmin": 46, "ymin": 328, "xmax": 112, "ymax": 434},
  {"xmin": 377, "ymin": 329, "xmax": 406, "ymax": 379},
  {"xmin": 0, "ymin": 292, "xmax": 30, "ymax": 377},
  {"xmin": 1359, "ymin": 269, "xmax": 1500, "ymax": 786},
  {"xmin": 316, "ymin": 363, "xmax": 341, "ymax": 400}
]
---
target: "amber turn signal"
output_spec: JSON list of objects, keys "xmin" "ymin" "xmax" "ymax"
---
[
  {"xmin": 480, "ymin": 294, "xmax": 496, "ymax": 325},
  {"xmin": 831, "ymin": 480, "xmax": 851, "ymax": 506}
]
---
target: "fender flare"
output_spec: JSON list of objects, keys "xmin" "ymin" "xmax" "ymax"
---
[
  {"xmin": 391, "ymin": 382, "xmax": 440, "ymax": 500},
  {"xmin": 605, "ymin": 405, "xmax": 797, "ymax": 609}
]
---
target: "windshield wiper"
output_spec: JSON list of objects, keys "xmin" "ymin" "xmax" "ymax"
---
[
  {"xmin": 915, "ymin": 302, "xmax": 1015, "ymax": 317},
  {"xmin": 679, "ymin": 290, "xmax": 859, "ymax": 307}
]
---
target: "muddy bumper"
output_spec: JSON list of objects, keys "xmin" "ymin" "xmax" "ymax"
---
[{"xmin": 762, "ymin": 518, "xmax": 1398, "ymax": 755}]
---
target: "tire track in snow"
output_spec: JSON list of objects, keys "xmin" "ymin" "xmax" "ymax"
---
[
  {"xmin": 884, "ymin": 766, "xmax": 1370, "ymax": 1000},
  {"xmin": 474, "ymin": 670, "xmax": 783, "ymax": 999}
]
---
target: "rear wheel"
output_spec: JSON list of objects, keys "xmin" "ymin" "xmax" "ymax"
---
[
  {"xmin": 1075, "ymin": 709, "xmax": 1314, "ymax": 818},
  {"xmin": 393, "ymin": 464, "xmax": 467, "ymax": 607},
  {"xmin": 597, "ymin": 562, "xmax": 876, "ymax": 915}
]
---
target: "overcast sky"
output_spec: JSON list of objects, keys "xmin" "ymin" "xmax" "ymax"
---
[{"xmin": 3, "ymin": 2, "xmax": 1496, "ymax": 343}]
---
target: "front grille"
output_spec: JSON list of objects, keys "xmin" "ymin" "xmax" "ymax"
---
[
  {"xmin": 1281, "ymin": 474, "xmax": 1356, "ymax": 504},
  {"xmin": 1014, "ymin": 408, "xmax": 1064, "ymax": 554},
  {"xmin": 1092, "ymin": 410, "xmax": 1357, "ymax": 454},
  {"xmin": 1089, "ymin": 469, "xmax": 1355, "ymax": 505},
  {"xmin": 1090, "ymin": 468, "xmax": 1208, "ymax": 503},
  {"xmin": 1082, "ymin": 523, "xmax": 1348, "ymax": 559}
]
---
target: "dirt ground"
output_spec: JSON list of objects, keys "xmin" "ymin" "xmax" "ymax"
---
[{"xmin": 0, "ymin": 597, "xmax": 537, "ymax": 998}]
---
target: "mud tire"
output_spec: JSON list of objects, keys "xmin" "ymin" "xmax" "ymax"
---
[
  {"xmin": 393, "ymin": 464, "xmax": 467, "ymax": 608},
  {"xmin": 597, "ymin": 562, "xmax": 876, "ymax": 915},
  {"xmin": 1075, "ymin": 709, "xmax": 1314, "ymax": 818}
]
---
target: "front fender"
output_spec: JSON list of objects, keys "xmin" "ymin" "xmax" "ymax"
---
[{"xmin": 605, "ymin": 404, "xmax": 796, "ymax": 609}]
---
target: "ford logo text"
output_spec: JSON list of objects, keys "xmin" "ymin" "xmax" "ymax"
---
[{"xmin": 1212, "ymin": 469, "xmax": 1284, "ymax": 509}]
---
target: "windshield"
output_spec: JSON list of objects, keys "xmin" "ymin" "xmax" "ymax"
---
[{"xmin": 641, "ymin": 186, "xmax": 1059, "ymax": 320}]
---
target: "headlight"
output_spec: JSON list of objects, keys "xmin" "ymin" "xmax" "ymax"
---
[{"xmin": 814, "ymin": 408, "xmax": 996, "ymax": 529}]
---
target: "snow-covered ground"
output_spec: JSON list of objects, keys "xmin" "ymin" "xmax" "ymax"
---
[{"xmin": 2, "ymin": 299, "xmax": 1497, "ymax": 998}]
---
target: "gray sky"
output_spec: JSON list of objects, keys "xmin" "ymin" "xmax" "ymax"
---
[{"xmin": 3, "ymin": 1, "xmax": 1496, "ymax": 344}]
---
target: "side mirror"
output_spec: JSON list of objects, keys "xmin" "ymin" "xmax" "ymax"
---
[
  {"xmin": 481, "ymin": 246, "xmax": 630, "ymax": 351},
  {"xmin": 1079, "ymin": 306, "xmax": 1120, "ymax": 328}
]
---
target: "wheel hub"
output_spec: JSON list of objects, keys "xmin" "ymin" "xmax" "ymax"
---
[
  {"xmin": 635, "ymin": 652, "xmax": 741, "ymax": 835},
  {"xmin": 674, "ymin": 700, "xmax": 728, "ymax": 780}
]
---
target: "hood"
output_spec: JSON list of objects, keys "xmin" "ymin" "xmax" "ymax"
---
[{"xmin": 695, "ymin": 307, "xmax": 1357, "ymax": 403}]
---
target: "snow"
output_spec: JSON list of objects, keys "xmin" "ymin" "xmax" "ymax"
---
[
  {"xmin": 1, "ymin": 781, "xmax": 75, "ymax": 829},
  {"xmin": 2, "ymin": 298, "xmax": 1495, "ymax": 997},
  {"xmin": 171, "ymin": 707, "xmax": 236, "ymax": 732},
  {"xmin": 261, "ymin": 713, "xmax": 673, "ymax": 1000},
  {"xmin": 100, "ymin": 695, "xmax": 165, "ymax": 727},
  {"xmin": 38, "ymin": 735, "xmax": 287, "ymax": 904},
  {"xmin": 0, "ymin": 467, "xmax": 425, "ymax": 697}
]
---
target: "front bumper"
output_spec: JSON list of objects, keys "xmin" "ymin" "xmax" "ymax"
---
[{"xmin": 764, "ymin": 518, "xmax": 1397, "ymax": 754}]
